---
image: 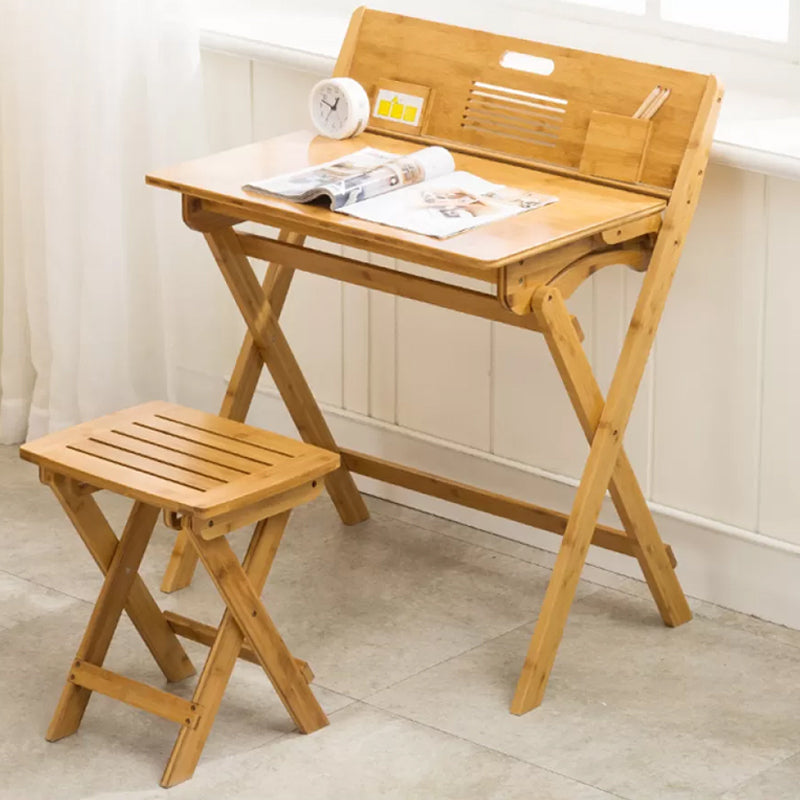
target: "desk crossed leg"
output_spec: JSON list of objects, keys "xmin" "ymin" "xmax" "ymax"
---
[
  {"xmin": 161, "ymin": 219, "xmax": 369, "ymax": 593},
  {"xmin": 510, "ymin": 284, "xmax": 691, "ymax": 714},
  {"xmin": 511, "ymin": 80, "xmax": 721, "ymax": 713}
]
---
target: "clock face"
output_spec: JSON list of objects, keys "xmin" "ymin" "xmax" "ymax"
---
[
  {"xmin": 309, "ymin": 78, "xmax": 369, "ymax": 140},
  {"xmin": 313, "ymin": 84, "xmax": 351, "ymax": 136}
]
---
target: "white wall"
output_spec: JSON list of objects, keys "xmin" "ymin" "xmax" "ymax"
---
[{"xmin": 176, "ymin": 50, "xmax": 800, "ymax": 629}]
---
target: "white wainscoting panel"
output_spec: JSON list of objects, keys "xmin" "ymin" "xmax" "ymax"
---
[
  {"xmin": 368, "ymin": 253, "xmax": 398, "ymax": 424},
  {"xmin": 396, "ymin": 289, "xmax": 493, "ymax": 449},
  {"xmin": 254, "ymin": 237, "xmax": 345, "ymax": 407},
  {"xmin": 492, "ymin": 280, "xmax": 594, "ymax": 480},
  {"xmin": 758, "ymin": 177, "xmax": 800, "ymax": 545},
  {"xmin": 341, "ymin": 247, "xmax": 370, "ymax": 415},
  {"xmin": 651, "ymin": 165, "xmax": 766, "ymax": 529}
]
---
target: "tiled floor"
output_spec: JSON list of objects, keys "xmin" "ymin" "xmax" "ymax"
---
[{"xmin": 2, "ymin": 443, "xmax": 799, "ymax": 799}]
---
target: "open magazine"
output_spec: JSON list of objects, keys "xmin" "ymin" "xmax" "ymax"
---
[{"xmin": 244, "ymin": 146, "xmax": 558, "ymax": 239}]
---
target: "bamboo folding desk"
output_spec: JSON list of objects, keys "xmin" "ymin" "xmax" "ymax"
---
[{"xmin": 147, "ymin": 8, "xmax": 723, "ymax": 715}]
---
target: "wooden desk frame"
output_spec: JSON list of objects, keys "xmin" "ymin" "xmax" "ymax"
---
[{"xmin": 152, "ymin": 8, "xmax": 723, "ymax": 714}]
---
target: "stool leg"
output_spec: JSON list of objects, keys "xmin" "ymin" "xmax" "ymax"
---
[
  {"xmin": 47, "ymin": 502, "xmax": 160, "ymax": 741},
  {"xmin": 188, "ymin": 526, "xmax": 328, "ymax": 732},
  {"xmin": 162, "ymin": 512, "xmax": 321, "ymax": 787},
  {"xmin": 160, "ymin": 526, "xmax": 200, "ymax": 595},
  {"xmin": 47, "ymin": 475, "xmax": 195, "ymax": 682}
]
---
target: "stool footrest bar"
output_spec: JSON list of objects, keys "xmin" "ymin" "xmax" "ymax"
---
[
  {"xmin": 69, "ymin": 661, "xmax": 202, "ymax": 728},
  {"xmin": 163, "ymin": 611, "xmax": 315, "ymax": 683}
]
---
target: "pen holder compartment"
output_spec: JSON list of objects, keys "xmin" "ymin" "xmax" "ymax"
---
[{"xmin": 579, "ymin": 111, "xmax": 652, "ymax": 183}]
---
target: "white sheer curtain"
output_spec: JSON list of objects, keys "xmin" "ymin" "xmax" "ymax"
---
[{"xmin": 0, "ymin": 0, "xmax": 207, "ymax": 443}]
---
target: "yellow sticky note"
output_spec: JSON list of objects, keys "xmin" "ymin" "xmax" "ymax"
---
[{"xmin": 374, "ymin": 88, "xmax": 425, "ymax": 126}]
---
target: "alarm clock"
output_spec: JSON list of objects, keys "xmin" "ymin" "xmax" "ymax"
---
[{"xmin": 309, "ymin": 77, "xmax": 370, "ymax": 140}]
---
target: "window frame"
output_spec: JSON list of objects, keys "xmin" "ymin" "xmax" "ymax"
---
[{"xmin": 502, "ymin": 0, "xmax": 799, "ymax": 62}]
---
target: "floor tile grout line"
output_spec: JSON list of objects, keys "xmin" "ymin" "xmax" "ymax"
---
[
  {"xmin": 0, "ymin": 566, "xmax": 92, "ymax": 607},
  {"xmin": 221, "ymin": 700, "xmax": 360, "ymax": 764},
  {"xmin": 590, "ymin": 580, "xmax": 800, "ymax": 653},
  {"xmin": 356, "ymin": 615, "xmax": 540, "ymax": 706},
  {"xmin": 717, "ymin": 748, "xmax": 800, "ymax": 797},
  {"xmin": 221, "ymin": 696, "xmax": 631, "ymax": 800},
  {"xmin": 367, "ymin": 702, "xmax": 632, "ymax": 800},
  {"xmin": 367, "ymin": 500, "xmax": 800, "ymax": 651},
  {"xmin": 366, "ymin": 503, "xmax": 631, "ymax": 597}
]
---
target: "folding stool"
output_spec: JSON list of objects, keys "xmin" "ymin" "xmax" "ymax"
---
[{"xmin": 20, "ymin": 401, "xmax": 339, "ymax": 787}]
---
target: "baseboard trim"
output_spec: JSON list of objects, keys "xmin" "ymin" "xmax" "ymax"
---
[{"xmin": 175, "ymin": 367, "xmax": 800, "ymax": 630}]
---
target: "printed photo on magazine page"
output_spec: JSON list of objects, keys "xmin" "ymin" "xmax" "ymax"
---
[{"xmin": 339, "ymin": 172, "xmax": 558, "ymax": 238}]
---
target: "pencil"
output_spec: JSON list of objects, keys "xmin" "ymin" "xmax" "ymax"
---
[
  {"xmin": 642, "ymin": 87, "xmax": 670, "ymax": 120},
  {"xmin": 633, "ymin": 86, "xmax": 660, "ymax": 119}
]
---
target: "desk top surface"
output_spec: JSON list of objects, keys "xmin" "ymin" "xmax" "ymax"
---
[{"xmin": 147, "ymin": 131, "xmax": 666, "ymax": 270}]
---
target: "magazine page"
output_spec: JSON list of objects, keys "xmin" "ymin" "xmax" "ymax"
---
[
  {"xmin": 338, "ymin": 172, "xmax": 558, "ymax": 239},
  {"xmin": 244, "ymin": 147, "xmax": 395, "ymax": 204},
  {"xmin": 244, "ymin": 146, "xmax": 454, "ymax": 210},
  {"xmin": 327, "ymin": 146, "xmax": 454, "ymax": 209}
]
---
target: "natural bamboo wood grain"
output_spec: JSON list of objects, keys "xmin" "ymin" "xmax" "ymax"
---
[
  {"xmin": 69, "ymin": 661, "xmax": 202, "ymax": 728},
  {"xmin": 46, "ymin": 502, "xmax": 160, "ymax": 741},
  {"xmin": 192, "ymin": 481, "xmax": 322, "ymax": 539},
  {"xmin": 45, "ymin": 474, "xmax": 195, "ymax": 683},
  {"xmin": 220, "ymin": 229, "xmax": 305, "ymax": 423},
  {"xmin": 24, "ymin": 404, "xmax": 335, "ymax": 787},
  {"xmin": 182, "ymin": 194, "xmax": 244, "ymax": 231},
  {"xmin": 499, "ymin": 237, "xmax": 599, "ymax": 314},
  {"xmin": 182, "ymin": 522, "xmax": 328, "ymax": 730},
  {"xmin": 203, "ymin": 226, "xmax": 368, "ymax": 523},
  {"xmin": 162, "ymin": 512, "xmax": 318, "ymax": 788},
  {"xmin": 547, "ymin": 244, "xmax": 651, "ymax": 299},
  {"xmin": 336, "ymin": 9, "xmax": 709, "ymax": 190},
  {"xmin": 531, "ymin": 286, "xmax": 689, "ymax": 623},
  {"xmin": 579, "ymin": 112, "xmax": 652, "ymax": 182},
  {"xmin": 340, "ymin": 449, "xmax": 676, "ymax": 566},
  {"xmin": 238, "ymin": 232, "xmax": 560, "ymax": 335},
  {"xmin": 21, "ymin": 401, "xmax": 339, "ymax": 520},
  {"xmin": 600, "ymin": 214, "xmax": 661, "ymax": 245},
  {"xmin": 500, "ymin": 234, "xmax": 652, "ymax": 313},
  {"xmin": 511, "ymin": 75, "xmax": 722, "ymax": 715},
  {"xmin": 162, "ymin": 610, "xmax": 314, "ymax": 681},
  {"xmin": 146, "ymin": 131, "xmax": 666, "ymax": 272}
]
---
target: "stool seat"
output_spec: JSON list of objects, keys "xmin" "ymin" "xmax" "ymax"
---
[
  {"xmin": 21, "ymin": 401, "xmax": 339, "ymax": 537},
  {"xmin": 20, "ymin": 402, "xmax": 339, "ymax": 787}
]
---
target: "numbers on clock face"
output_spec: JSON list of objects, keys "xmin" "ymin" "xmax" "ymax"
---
[{"xmin": 316, "ymin": 86, "xmax": 349, "ymax": 134}]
